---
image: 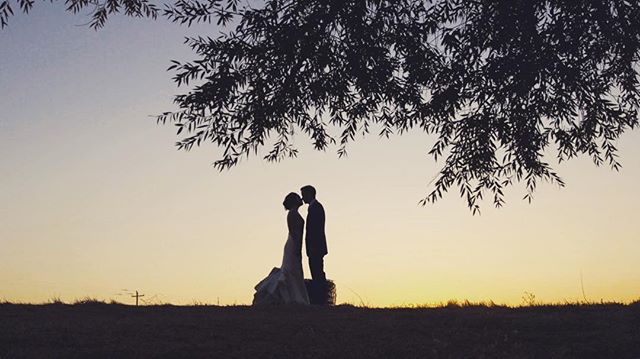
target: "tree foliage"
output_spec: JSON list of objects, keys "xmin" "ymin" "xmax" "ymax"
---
[
  {"xmin": 0, "ymin": 0, "xmax": 237, "ymax": 28},
  {"xmin": 0, "ymin": 0, "xmax": 160, "ymax": 29},
  {"xmin": 4, "ymin": 0, "xmax": 640, "ymax": 212}
]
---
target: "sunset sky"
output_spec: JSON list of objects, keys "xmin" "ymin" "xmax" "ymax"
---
[{"xmin": 1, "ymin": 5, "xmax": 639, "ymax": 307}]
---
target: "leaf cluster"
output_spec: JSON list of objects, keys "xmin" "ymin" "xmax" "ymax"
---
[
  {"xmin": 158, "ymin": 0, "xmax": 640, "ymax": 212},
  {"xmin": 1, "ymin": 0, "xmax": 159, "ymax": 29}
]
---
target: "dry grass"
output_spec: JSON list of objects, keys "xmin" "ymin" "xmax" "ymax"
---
[{"xmin": 1, "ymin": 301, "xmax": 639, "ymax": 358}]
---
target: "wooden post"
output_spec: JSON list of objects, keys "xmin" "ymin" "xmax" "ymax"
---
[{"xmin": 131, "ymin": 290, "xmax": 145, "ymax": 306}]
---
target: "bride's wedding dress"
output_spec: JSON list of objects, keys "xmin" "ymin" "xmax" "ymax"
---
[{"xmin": 253, "ymin": 211, "xmax": 310, "ymax": 305}]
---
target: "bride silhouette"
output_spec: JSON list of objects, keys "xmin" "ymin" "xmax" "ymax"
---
[{"xmin": 252, "ymin": 193, "xmax": 310, "ymax": 305}]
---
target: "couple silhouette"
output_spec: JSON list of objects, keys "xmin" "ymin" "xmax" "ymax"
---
[{"xmin": 252, "ymin": 185, "xmax": 329, "ymax": 306}]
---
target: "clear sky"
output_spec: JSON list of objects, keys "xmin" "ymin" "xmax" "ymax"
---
[{"xmin": 1, "ymin": 4, "xmax": 638, "ymax": 307}]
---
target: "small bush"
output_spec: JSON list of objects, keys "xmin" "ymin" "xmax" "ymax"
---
[
  {"xmin": 73, "ymin": 297, "xmax": 106, "ymax": 305},
  {"xmin": 304, "ymin": 279, "xmax": 336, "ymax": 305},
  {"xmin": 48, "ymin": 297, "xmax": 65, "ymax": 305}
]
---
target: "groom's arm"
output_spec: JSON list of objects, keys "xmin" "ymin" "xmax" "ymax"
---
[
  {"xmin": 306, "ymin": 205, "xmax": 317, "ymax": 241},
  {"xmin": 307, "ymin": 204, "xmax": 324, "ymax": 239},
  {"xmin": 317, "ymin": 204, "xmax": 325, "ymax": 236}
]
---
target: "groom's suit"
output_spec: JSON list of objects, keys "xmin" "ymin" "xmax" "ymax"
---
[{"xmin": 306, "ymin": 199, "xmax": 327, "ymax": 282}]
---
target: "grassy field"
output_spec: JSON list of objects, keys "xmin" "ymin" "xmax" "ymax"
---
[{"xmin": 1, "ymin": 301, "xmax": 639, "ymax": 358}]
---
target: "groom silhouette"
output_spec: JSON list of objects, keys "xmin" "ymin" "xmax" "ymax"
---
[{"xmin": 301, "ymin": 185, "xmax": 327, "ymax": 283}]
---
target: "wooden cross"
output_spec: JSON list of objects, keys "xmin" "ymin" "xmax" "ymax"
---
[{"xmin": 131, "ymin": 290, "xmax": 145, "ymax": 306}]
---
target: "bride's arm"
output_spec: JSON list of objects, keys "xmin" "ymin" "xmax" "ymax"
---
[{"xmin": 287, "ymin": 212, "xmax": 303, "ymax": 239}]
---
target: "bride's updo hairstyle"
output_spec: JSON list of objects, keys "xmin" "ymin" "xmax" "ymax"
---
[{"xmin": 283, "ymin": 192, "xmax": 302, "ymax": 210}]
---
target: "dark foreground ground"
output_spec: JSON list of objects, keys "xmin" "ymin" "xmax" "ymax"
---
[{"xmin": 1, "ymin": 302, "xmax": 639, "ymax": 358}]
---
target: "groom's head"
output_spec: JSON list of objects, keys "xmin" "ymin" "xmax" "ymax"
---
[{"xmin": 300, "ymin": 185, "xmax": 316, "ymax": 204}]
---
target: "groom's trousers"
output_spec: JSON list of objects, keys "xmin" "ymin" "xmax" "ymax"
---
[{"xmin": 309, "ymin": 256, "xmax": 326, "ymax": 283}]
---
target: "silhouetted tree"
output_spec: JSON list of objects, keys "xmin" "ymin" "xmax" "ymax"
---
[{"xmin": 4, "ymin": 0, "xmax": 640, "ymax": 212}]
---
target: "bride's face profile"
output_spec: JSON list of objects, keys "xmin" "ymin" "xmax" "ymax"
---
[{"xmin": 283, "ymin": 193, "xmax": 303, "ymax": 211}]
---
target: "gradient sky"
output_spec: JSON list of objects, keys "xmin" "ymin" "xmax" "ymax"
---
[{"xmin": 1, "ymin": 5, "xmax": 639, "ymax": 307}]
